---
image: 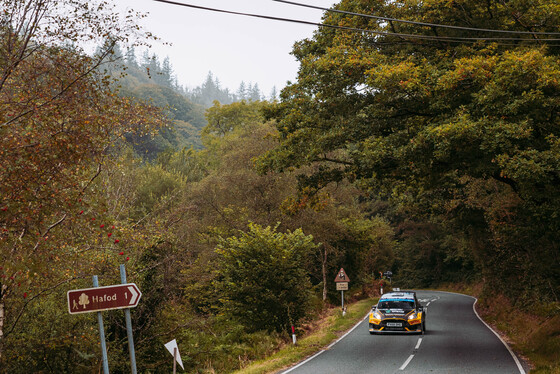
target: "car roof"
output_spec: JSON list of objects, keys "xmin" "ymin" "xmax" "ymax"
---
[{"xmin": 379, "ymin": 292, "xmax": 416, "ymax": 300}]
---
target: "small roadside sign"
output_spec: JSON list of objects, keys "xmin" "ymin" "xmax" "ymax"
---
[
  {"xmin": 334, "ymin": 268, "xmax": 350, "ymax": 283},
  {"xmin": 165, "ymin": 339, "xmax": 184, "ymax": 372},
  {"xmin": 334, "ymin": 268, "xmax": 350, "ymax": 315},
  {"xmin": 336, "ymin": 282, "xmax": 348, "ymax": 291},
  {"xmin": 67, "ymin": 283, "xmax": 141, "ymax": 314}
]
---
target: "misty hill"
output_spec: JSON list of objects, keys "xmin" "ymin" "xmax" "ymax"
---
[{"xmin": 110, "ymin": 47, "xmax": 274, "ymax": 159}]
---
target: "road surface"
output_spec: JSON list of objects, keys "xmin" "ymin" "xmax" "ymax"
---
[{"xmin": 281, "ymin": 290, "xmax": 526, "ymax": 374}]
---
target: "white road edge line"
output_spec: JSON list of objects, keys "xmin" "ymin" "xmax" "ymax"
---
[
  {"xmin": 415, "ymin": 337, "xmax": 423, "ymax": 350},
  {"xmin": 281, "ymin": 350, "xmax": 325, "ymax": 374},
  {"xmin": 326, "ymin": 313, "xmax": 369, "ymax": 349},
  {"xmin": 472, "ymin": 298, "xmax": 526, "ymax": 374},
  {"xmin": 283, "ymin": 312, "xmax": 369, "ymax": 373},
  {"xmin": 399, "ymin": 354, "xmax": 415, "ymax": 370}
]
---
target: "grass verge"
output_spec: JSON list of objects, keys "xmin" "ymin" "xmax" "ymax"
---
[
  {"xmin": 477, "ymin": 296, "xmax": 560, "ymax": 374},
  {"xmin": 233, "ymin": 298, "xmax": 376, "ymax": 374}
]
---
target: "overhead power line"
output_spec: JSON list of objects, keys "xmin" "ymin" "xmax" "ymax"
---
[
  {"xmin": 152, "ymin": 0, "xmax": 560, "ymax": 43},
  {"xmin": 273, "ymin": 0, "xmax": 560, "ymax": 36}
]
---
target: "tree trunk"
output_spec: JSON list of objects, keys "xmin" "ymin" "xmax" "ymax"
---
[
  {"xmin": 0, "ymin": 284, "xmax": 6, "ymax": 360},
  {"xmin": 322, "ymin": 248, "xmax": 328, "ymax": 303}
]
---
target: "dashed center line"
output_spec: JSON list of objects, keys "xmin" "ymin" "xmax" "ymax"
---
[
  {"xmin": 399, "ymin": 354, "xmax": 415, "ymax": 371},
  {"xmin": 399, "ymin": 296, "xmax": 437, "ymax": 371},
  {"xmin": 399, "ymin": 337, "xmax": 423, "ymax": 370}
]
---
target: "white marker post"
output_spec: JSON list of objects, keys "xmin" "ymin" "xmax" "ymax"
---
[{"xmin": 165, "ymin": 339, "xmax": 184, "ymax": 373}]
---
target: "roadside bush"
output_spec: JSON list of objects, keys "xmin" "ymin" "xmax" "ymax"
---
[{"xmin": 214, "ymin": 223, "xmax": 318, "ymax": 333}]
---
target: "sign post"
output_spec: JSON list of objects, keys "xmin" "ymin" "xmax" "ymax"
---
[
  {"xmin": 92, "ymin": 275, "xmax": 110, "ymax": 374},
  {"xmin": 120, "ymin": 264, "xmax": 138, "ymax": 374},
  {"xmin": 334, "ymin": 268, "xmax": 350, "ymax": 316},
  {"xmin": 68, "ymin": 270, "xmax": 142, "ymax": 373}
]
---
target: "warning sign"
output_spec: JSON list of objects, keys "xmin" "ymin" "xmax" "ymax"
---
[{"xmin": 334, "ymin": 268, "xmax": 350, "ymax": 283}]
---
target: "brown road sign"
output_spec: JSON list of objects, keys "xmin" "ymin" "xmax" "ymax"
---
[
  {"xmin": 336, "ymin": 282, "xmax": 349, "ymax": 291},
  {"xmin": 68, "ymin": 283, "xmax": 141, "ymax": 314},
  {"xmin": 334, "ymin": 268, "xmax": 350, "ymax": 283}
]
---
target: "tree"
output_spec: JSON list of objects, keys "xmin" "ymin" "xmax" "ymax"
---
[
  {"xmin": 0, "ymin": 0, "xmax": 163, "ymax": 362},
  {"xmin": 202, "ymin": 100, "xmax": 265, "ymax": 138},
  {"xmin": 249, "ymin": 82, "xmax": 262, "ymax": 101},
  {"xmin": 269, "ymin": 86, "xmax": 278, "ymax": 102},
  {"xmin": 126, "ymin": 46, "xmax": 138, "ymax": 67},
  {"xmin": 237, "ymin": 81, "xmax": 247, "ymax": 101},
  {"xmin": 187, "ymin": 100, "xmax": 396, "ymax": 307},
  {"xmin": 160, "ymin": 56, "xmax": 174, "ymax": 87},
  {"xmin": 258, "ymin": 0, "xmax": 560, "ymax": 302},
  {"xmin": 215, "ymin": 223, "xmax": 318, "ymax": 332}
]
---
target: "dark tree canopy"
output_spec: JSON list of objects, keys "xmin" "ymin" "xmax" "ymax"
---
[{"xmin": 258, "ymin": 0, "xmax": 560, "ymax": 302}]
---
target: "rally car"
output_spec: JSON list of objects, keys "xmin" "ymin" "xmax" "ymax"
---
[{"xmin": 369, "ymin": 291, "xmax": 426, "ymax": 334}]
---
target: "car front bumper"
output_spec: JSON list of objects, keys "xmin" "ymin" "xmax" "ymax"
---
[{"xmin": 369, "ymin": 318, "xmax": 423, "ymax": 333}]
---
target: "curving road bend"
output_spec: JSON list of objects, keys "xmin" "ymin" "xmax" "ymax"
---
[{"xmin": 281, "ymin": 291, "xmax": 527, "ymax": 374}]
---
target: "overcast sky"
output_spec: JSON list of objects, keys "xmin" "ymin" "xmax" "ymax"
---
[{"xmin": 117, "ymin": 0, "xmax": 336, "ymax": 95}]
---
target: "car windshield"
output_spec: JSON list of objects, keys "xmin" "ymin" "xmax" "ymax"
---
[{"xmin": 378, "ymin": 300, "xmax": 415, "ymax": 309}]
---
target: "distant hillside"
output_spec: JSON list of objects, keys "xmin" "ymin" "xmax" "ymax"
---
[
  {"xmin": 108, "ymin": 47, "xmax": 274, "ymax": 160},
  {"xmin": 120, "ymin": 80, "xmax": 206, "ymax": 150},
  {"xmin": 111, "ymin": 50, "xmax": 205, "ymax": 158}
]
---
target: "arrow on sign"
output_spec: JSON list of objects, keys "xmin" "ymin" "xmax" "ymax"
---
[{"xmin": 128, "ymin": 285, "xmax": 139, "ymax": 305}]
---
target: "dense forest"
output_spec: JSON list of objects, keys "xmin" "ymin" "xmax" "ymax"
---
[
  {"xmin": 107, "ymin": 46, "xmax": 273, "ymax": 154},
  {"xmin": 1, "ymin": 0, "xmax": 559, "ymax": 373},
  {"xmin": 119, "ymin": 47, "xmax": 274, "ymax": 108}
]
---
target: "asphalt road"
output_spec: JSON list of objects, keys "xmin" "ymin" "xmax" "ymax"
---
[{"xmin": 281, "ymin": 290, "xmax": 527, "ymax": 374}]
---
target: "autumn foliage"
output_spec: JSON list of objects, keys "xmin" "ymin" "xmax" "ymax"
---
[{"xmin": 0, "ymin": 0, "xmax": 164, "ymax": 364}]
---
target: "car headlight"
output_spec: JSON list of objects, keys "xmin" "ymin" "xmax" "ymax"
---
[
  {"xmin": 408, "ymin": 313, "xmax": 417, "ymax": 320},
  {"xmin": 373, "ymin": 311, "xmax": 382, "ymax": 320}
]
